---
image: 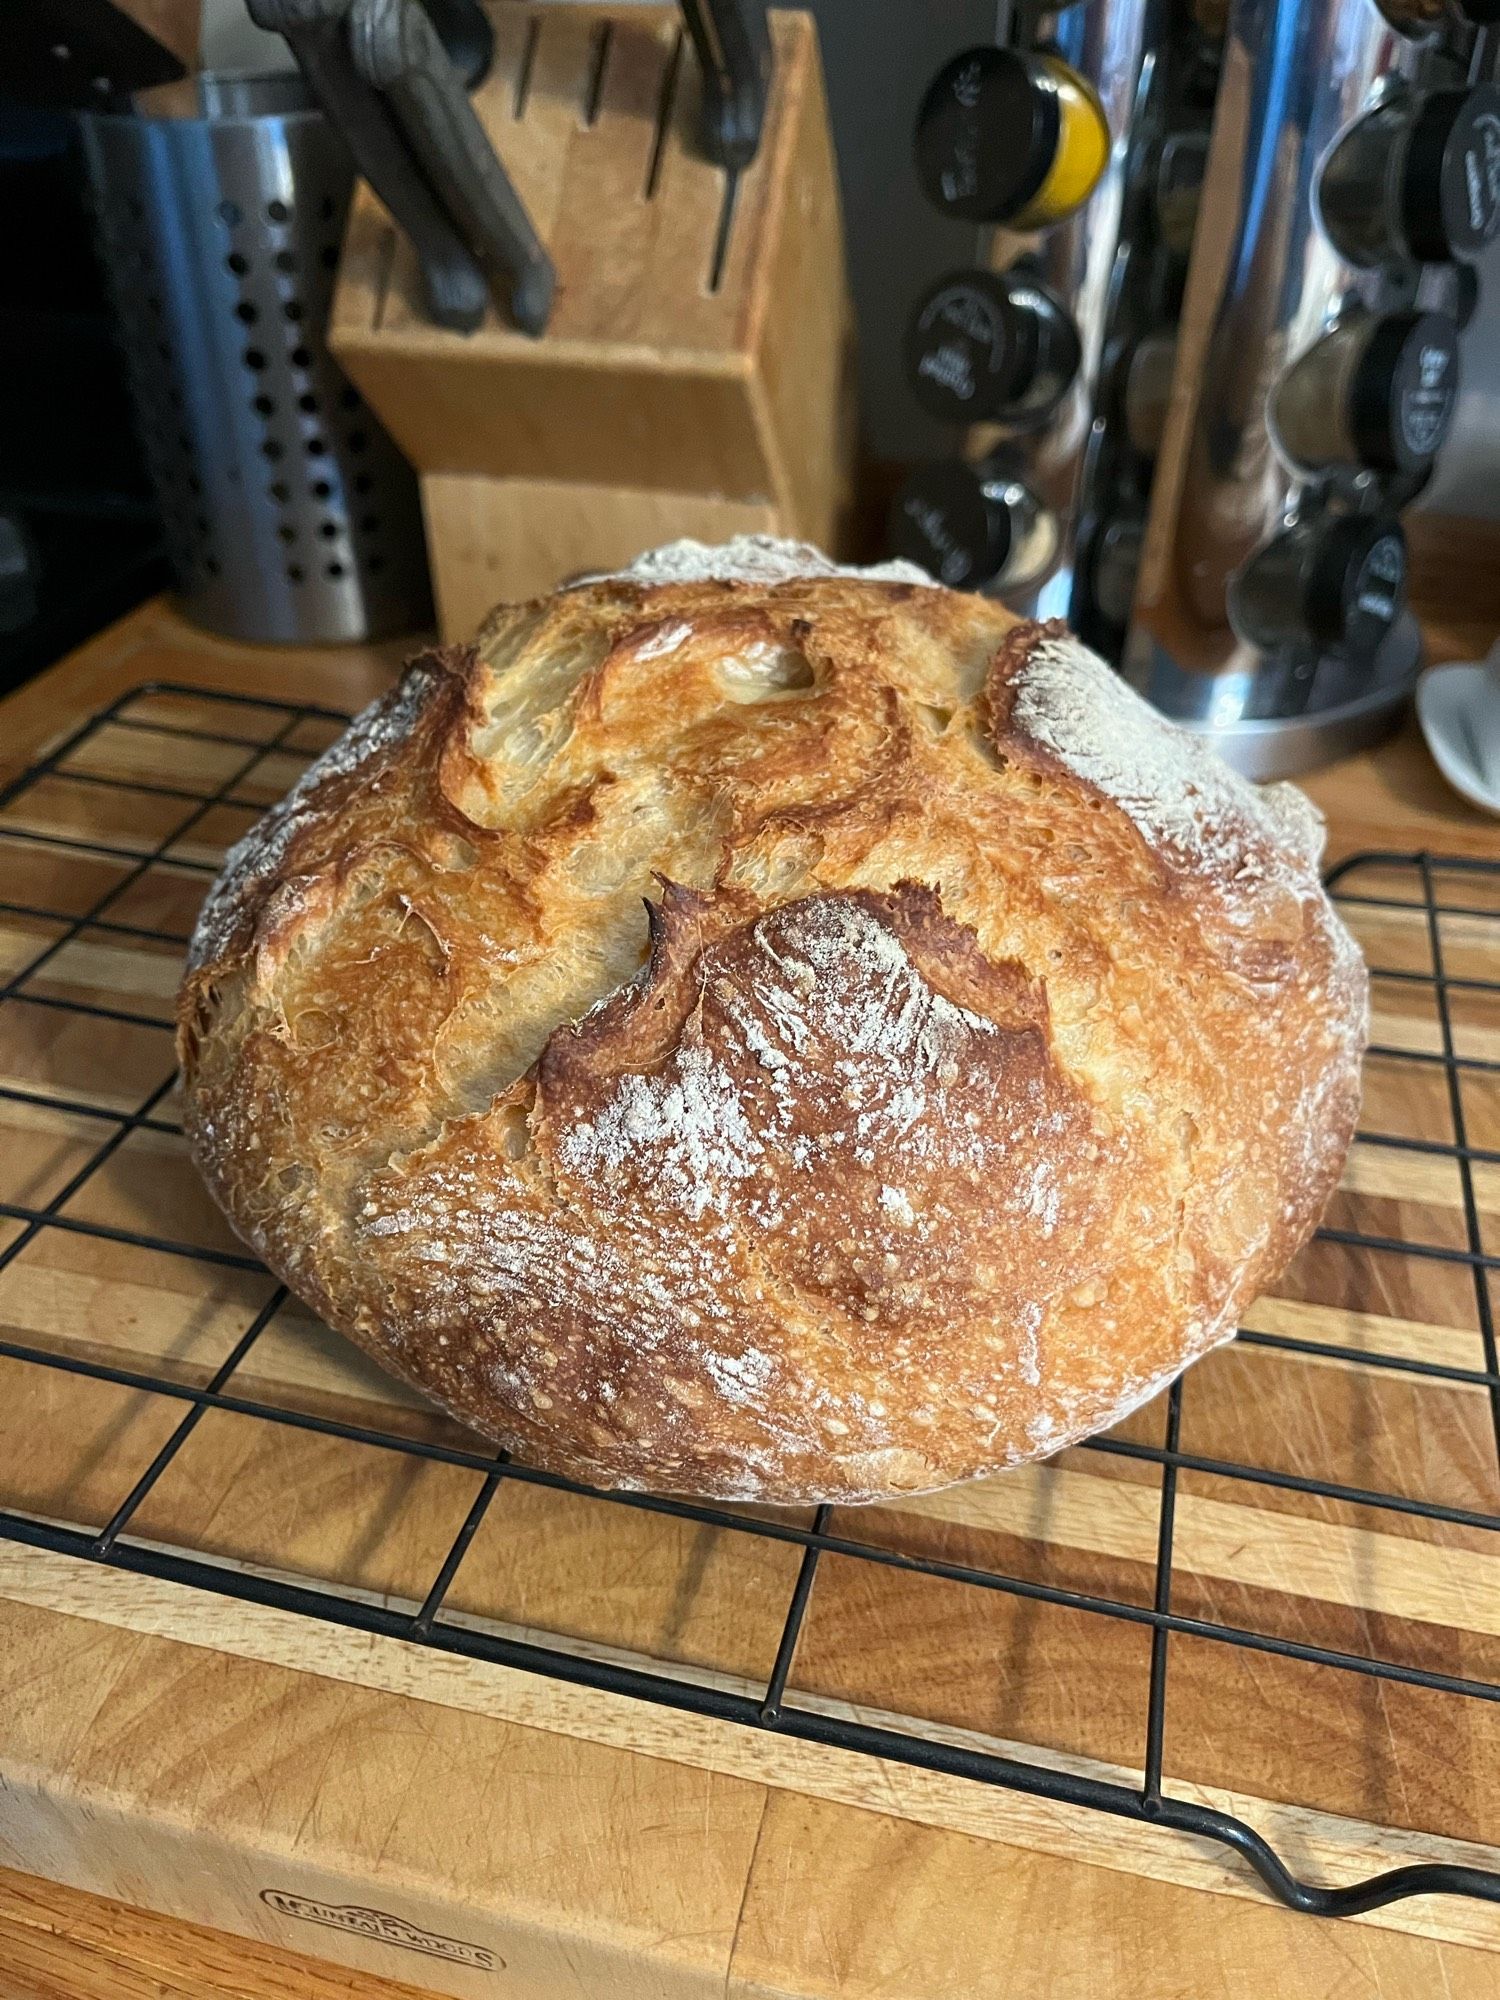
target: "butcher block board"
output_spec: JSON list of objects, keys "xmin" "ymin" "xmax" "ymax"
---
[{"xmin": 1, "ymin": 600, "xmax": 1500, "ymax": 2000}]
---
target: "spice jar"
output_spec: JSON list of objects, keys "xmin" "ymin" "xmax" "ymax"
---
[
  {"xmin": 914, "ymin": 46, "xmax": 1111, "ymax": 228},
  {"xmin": 904, "ymin": 267, "xmax": 1081, "ymax": 426},
  {"xmin": 1123, "ymin": 331, "xmax": 1178, "ymax": 459},
  {"xmin": 1319, "ymin": 83, "xmax": 1500, "ymax": 267},
  {"xmin": 888, "ymin": 459, "xmax": 1058, "ymax": 594},
  {"xmin": 1088, "ymin": 516, "xmax": 1145, "ymax": 630},
  {"xmin": 1270, "ymin": 310, "xmax": 1459, "ymax": 474},
  {"xmin": 1229, "ymin": 514, "xmax": 1406, "ymax": 660}
]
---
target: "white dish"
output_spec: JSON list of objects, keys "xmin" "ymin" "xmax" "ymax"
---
[{"xmin": 1416, "ymin": 658, "xmax": 1500, "ymax": 819}]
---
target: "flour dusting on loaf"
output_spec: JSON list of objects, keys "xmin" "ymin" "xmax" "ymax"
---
[
  {"xmin": 179, "ymin": 539, "xmax": 1366, "ymax": 1503},
  {"xmin": 1008, "ymin": 624, "xmax": 1325, "ymax": 874},
  {"xmin": 588, "ymin": 531, "xmax": 937, "ymax": 590}
]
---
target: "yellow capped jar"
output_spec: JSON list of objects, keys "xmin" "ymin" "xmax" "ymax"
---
[{"xmin": 914, "ymin": 46, "xmax": 1110, "ymax": 229}]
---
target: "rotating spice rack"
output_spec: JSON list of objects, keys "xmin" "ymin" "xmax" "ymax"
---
[{"xmin": 1, "ymin": 681, "xmax": 1500, "ymax": 1924}]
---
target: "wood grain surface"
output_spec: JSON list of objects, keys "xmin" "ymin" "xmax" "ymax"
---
[
  {"xmin": 418, "ymin": 473, "xmax": 779, "ymax": 642},
  {"xmin": 0, "ymin": 596, "xmax": 1497, "ymax": 1998}
]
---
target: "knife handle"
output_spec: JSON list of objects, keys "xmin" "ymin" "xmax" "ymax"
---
[
  {"xmin": 418, "ymin": 0, "xmax": 493, "ymax": 91},
  {"xmin": 248, "ymin": 0, "xmax": 490, "ymax": 333},
  {"xmin": 678, "ymin": 0, "xmax": 771, "ymax": 170},
  {"xmin": 351, "ymin": 0, "xmax": 556, "ymax": 337}
]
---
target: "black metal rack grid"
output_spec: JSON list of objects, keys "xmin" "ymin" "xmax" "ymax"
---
[{"xmin": 1, "ymin": 681, "xmax": 1499, "ymax": 1921}]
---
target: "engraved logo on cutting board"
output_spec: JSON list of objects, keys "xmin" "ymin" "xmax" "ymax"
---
[{"xmin": 259, "ymin": 1889, "xmax": 499, "ymax": 1970}]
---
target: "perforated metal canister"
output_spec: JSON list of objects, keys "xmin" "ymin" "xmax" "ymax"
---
[{"xmin": 82, "ymin": 75, "xmax": 430, "ymax": 644}]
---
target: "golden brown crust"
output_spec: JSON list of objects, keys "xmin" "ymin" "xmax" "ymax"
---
[{"xmin": 178, "ymin": 540, "xmax": 1366, "ymax": 1503}]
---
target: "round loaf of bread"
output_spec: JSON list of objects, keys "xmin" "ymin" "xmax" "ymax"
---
[{"xmin": 178, "ymin": 537, "xmax": 1366, "ymax": 1504}]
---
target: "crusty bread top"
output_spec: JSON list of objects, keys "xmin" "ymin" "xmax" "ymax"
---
[{"xmin": 179, "ymin": 538, "xmax": 1365, "ymax": 1502}]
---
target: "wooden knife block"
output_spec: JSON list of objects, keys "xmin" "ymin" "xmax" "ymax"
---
[{"xmin": 330, "ymin": 4, "xmax": 854, "ymax": 640}]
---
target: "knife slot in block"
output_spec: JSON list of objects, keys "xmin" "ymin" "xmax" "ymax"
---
[
  {"xmin": 511, "ymin": 13, "xmax": 542, "ymax": 119},
  {"xmin": 644, "ymin": 28, "xmax": 686, "ymax": 200},
  {"xmin": 582, "ymin": 19, "xmax": 614, "ymax": 126},
  {"xmin": 329, "ymin": 5, "xmax": 854, "ymax": 626}
]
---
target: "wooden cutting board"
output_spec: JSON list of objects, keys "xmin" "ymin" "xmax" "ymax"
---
[{"xmin": 1, "ymin": 600, "xmax": 1499, "ymax": 2000}]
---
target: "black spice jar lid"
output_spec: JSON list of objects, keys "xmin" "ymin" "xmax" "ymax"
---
[
  {"xmin": 1402, "ymin": 84, "xmax": 1500, "ymax": 262},
  {"xmin": 888, "ymin": 462, "xmax": 1012, "ymax": 590},
  {"xmin": 1349, "ymin": 311, "xmax": 1459, "ymax": 472},
  {"xmin": 913, "ymin": 47, "xmax": 1059, "ymax": 223},
  {"xmin": 904, "ymin": 270, "xmax": 1038, "ymax": 423},
  {"xmin": 1305, "ymin": 517, "xmax": 1406, "ymax": 657}
]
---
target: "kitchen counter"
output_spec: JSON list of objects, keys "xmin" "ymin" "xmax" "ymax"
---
[{"xmin": 0, "ymin": 596, "xmax": 1497, "ymax": 2000}]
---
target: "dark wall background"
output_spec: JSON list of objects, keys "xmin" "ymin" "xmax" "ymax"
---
[{"xmin": 0, "ymin": 100, "xmax": 166, "ymax": 692}]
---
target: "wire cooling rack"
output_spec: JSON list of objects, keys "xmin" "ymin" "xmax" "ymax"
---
[{"xmin": 1, "ymin": 680, "xmax": 1499, "ymax": 1922}]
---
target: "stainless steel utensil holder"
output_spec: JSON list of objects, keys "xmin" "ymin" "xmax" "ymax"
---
[{"xmin": 82, "ymin": 75, "xmax": 431, "ymax": 645}]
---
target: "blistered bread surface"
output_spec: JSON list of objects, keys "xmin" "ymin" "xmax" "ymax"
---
[{"xmin": 178, "ymin": 537, "xmax": 1366, "ymax": 1502}]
